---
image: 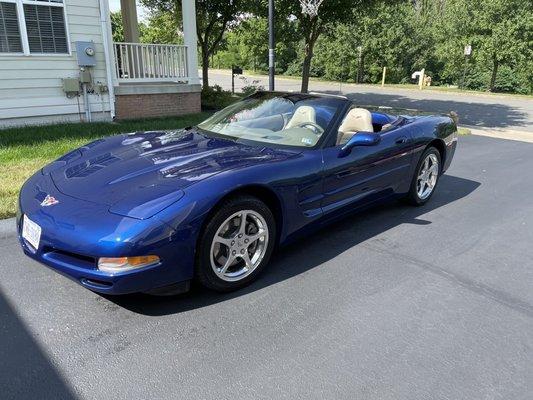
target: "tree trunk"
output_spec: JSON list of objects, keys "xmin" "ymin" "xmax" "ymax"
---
[
  {"xmin": 489, "ymin": 53, "xmax": 499, "ymax": 92},
  {"xmin": 300, "ymin": 19, "xmax": 320, "ymax": 93},
  {"xmin": 201, "ymin": 44, "xmax": 210, "ymax": 90},
  {"xmin": 301, "ymin": 47, "xmax": 313, "ymax": 93}
]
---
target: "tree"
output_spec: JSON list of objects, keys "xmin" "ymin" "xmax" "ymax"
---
[
  {"xmin": 472, "ymin": 0, "xmax": 531, "ymax": 92},
  {"xmin": 141, "ymin": 11, "xmax": 183, "ymax": 44},
  {"xmin": 433, "ymin": 0, "xmax": 532, "ymax": 92},
  {"xmin": 110, "ymin": 11, "xmax": 182, "ymax": 45},
  {"xmin": 313, "ymin": 2, "xmax": 427, "ymax": 84},
  {"xmin": 272, "ymin": 0, "xmax": 377, "ymax": 92},
  {"xmin": 141, "ymin": 0, "xmax": 246, "ymax": 89},
  {"xmin": 214, "ymin": 16, "xmax": 299, "ymax": 73},
  {"xmin": 110, "ymin": 11, "xmax": 124, "ymax": 43}
]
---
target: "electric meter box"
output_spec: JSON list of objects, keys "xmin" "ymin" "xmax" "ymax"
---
[{"xmin": 75, "ymin": 41, "xmax": 96, "ymax": 66}]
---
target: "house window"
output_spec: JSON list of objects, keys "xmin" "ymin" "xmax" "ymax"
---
[
  {"xmin": 0, "ymin": 2, "xmax": 22, "ymax": 53},
  {"xmin": 0, "ymin": 0, "xmax": 69, "ymax": 55}
]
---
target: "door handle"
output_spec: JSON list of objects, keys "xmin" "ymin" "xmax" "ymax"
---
[{"xmin": 395, "ymin": 136, "xmax": 408, "ymax": 144}]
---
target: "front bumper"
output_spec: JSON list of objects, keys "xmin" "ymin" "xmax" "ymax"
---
[{"xmin": 17, "ymin": 172, "xmax": 196, "ymax": 295}]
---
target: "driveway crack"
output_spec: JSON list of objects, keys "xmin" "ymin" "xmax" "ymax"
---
[{"xmin": 362, "ymin": 241, "xmax": 533, "ymax": 319}]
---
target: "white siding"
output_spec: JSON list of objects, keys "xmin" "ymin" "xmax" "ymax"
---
[{"xmin": 0, "ymin": 0, "xmax": 112, "ymax": 126}]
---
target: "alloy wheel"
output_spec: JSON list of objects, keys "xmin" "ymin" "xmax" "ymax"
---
[
  {"xmin": 417, "ymin": 153, "xmax": 439, "ymax": 200},
  {"xmin": 210, "ymin": 210, "xmax": 269, "ymax": 282}
]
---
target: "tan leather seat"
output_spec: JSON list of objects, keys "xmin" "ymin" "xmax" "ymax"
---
[
  {"xmin": 285, "ymin": 106, "xmax": 316, "ymax": 129},
  {"xmin": 336, "ymin": 108, "xmax": 374, "ymax": 145}
]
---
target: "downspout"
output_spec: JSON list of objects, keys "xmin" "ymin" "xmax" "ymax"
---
[{"xmin": 99, "ymin": 0, "xmax": 116, "ymax": 119}]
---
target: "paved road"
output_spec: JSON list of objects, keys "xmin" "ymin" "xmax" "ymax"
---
[
  {"xmin": 1, "ymin": 135, "xmax": 533, "ymax": 400},
  {"xmin": 210, "ymin": 70, "xmax": 533, "ymax": 132}
]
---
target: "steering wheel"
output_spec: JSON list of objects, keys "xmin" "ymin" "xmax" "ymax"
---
[{"xmin": 294, "ymin": 121, "xmax": 324, "ymax": 135}]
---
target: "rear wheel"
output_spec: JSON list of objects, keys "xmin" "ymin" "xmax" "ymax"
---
[
  {"xmin": 195, "ymin": 196, "xmax": 276, "ymax": 292},
  {"xmin": 405, "ymin": 147, "xmax": 441, "ymax": 206}
]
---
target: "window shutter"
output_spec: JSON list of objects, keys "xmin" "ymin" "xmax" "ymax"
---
[
  {"xmin": 0, "ymin": 2, "xmax": 23, "ymax": 53},
  {"xmin": 24, "ymin": 3, "xmax": 68, "ymax": 54}
]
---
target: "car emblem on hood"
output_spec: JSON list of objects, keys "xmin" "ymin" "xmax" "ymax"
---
[{"xmin": 41, "ymin": 195, "xmax": 59, "ymax": 207}]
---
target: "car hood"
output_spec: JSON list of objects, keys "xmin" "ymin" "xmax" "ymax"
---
[{"xmin": 47, "ymin": 129, "xmax": 299, "ymax": 219}]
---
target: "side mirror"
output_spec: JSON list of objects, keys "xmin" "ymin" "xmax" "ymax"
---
[{"xmin": 339, "ymin": 132, "xmax": 381, "ymax": 157}]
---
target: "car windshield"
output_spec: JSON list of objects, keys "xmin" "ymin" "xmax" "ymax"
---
[{"xmin": 197, "ymin": 92, "xmax": 344, "ymax": 148}]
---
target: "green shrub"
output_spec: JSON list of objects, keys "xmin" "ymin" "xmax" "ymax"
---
[
  {"xmin": 201, "ymin": 85, "xmax": 238, "ymax": 110},
  {"xmin": 493, "ymin": 66, "xmax": 530, "ymax": 94},
  {"xmin": 239, "ymin": 76, "xmax": 265, "ymax": 96}
]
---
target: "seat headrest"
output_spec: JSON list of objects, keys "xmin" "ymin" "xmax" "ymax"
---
[
  {"xmin": 338, "ymin": 108, "xmax": 373, "ymax": 134},
  {"xmin": 286, "ymin": 106, "xmax": 316, "ymax": 129}
]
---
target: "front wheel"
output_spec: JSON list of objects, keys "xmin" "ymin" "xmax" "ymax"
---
[
  {"xmin": 405, "ymin": 147, "xmax": 441, "ymax": 206},
  {"xmin": 195, "ymin": 196, "xmax": 276, "ymax": 292}
]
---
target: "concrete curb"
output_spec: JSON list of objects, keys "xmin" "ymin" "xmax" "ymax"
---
[
  {"xmin": 0, "ymin": 217, "xmax": 16, "ymax": 239},
  {"xmin": 467, "ymin": 126, "xmax": 533, "ymax": 143}
]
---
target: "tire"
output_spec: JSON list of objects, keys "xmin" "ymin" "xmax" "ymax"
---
[
  {"xmin": 195, "ymin": 195, "xmax": 276, "ymax": 292},
  {"xmin": 405, "ymin": 146, "xmax": 441, "ymax": 206}
]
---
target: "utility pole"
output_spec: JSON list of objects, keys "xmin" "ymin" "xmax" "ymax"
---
[
  {"xmin": 357, "ymin": 46, "xmax": 363, "ymax": 83},
  {"xmin": 268, "ymin": 0, "xmax": 275, "ymax": 91}
]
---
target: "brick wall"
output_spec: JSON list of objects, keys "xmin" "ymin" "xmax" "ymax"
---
[{"xmin": 115, "ymin": 92, "xmax": 201, "ymax": 120}]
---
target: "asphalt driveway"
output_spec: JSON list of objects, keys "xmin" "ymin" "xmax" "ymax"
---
[{"xmin": 1, "ymin": 134, "xmax": 532, "ymax": 399}]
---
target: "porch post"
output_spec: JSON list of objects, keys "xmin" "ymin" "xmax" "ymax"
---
[
  {"xmin": 182, "ymin": 0, "xmax": 200, "ymax": 85},
  {"xmin": 120, "ymin": 0, "xmax": 140, "ymax": 43}
]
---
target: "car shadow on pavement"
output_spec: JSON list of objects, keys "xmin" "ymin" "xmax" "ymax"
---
[
  {"xmin": 0, "ymin": 291, "xmax": 78, "ymax": 399},
  {"xmin": 107, "ymin": 174, "xmax": 480, "ymax": 316},
  {"xmin": 320, "ymin": 90, "xmax": 529, "ymax": 130}
]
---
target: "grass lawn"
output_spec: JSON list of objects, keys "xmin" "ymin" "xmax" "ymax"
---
[{"xmin": 0, "ymin": 113, "xmax": 211, "ymax": 219}]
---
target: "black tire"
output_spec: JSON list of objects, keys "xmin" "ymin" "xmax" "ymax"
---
[
  {"xmin": 405, "ymin": 146, "xmax": 442, "ymax": 206},
  {"xmin": 195, "ymin": 195, "xmax": 276, "ymax": 292}
]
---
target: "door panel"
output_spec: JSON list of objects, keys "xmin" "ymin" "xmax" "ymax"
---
[{"xmin": 321, "ymin": 127, "xmax": 414, "ymax": 213}]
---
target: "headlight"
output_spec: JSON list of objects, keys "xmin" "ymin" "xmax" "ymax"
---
[{"xmin": 98, "ymin": 255, "xmax": 160, "ymax": 273}]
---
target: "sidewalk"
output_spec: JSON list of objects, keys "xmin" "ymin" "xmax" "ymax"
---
[{"xmin": 467, "ymin": 127, "xmax": 533, "ymax": 143}]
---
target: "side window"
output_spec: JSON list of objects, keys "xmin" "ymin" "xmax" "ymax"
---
[{"xmin": 336, "ymin": 107, "xmax": 374, "ymax": 146}]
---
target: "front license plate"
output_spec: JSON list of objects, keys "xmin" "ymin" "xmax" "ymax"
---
[{"xmin": 22, "ymin": 215, "xmax": 41, "ymax": 250}]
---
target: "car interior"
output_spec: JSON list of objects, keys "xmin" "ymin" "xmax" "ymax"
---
[{"xmin": 200, "ymin": 98, "xmax": 398, "ymax": 148}]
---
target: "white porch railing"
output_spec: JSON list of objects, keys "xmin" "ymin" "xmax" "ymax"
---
[{"xmin": 114, "ymin": 42, "xmax": 189, "ymax": 82}]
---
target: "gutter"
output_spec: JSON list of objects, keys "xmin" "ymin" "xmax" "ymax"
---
[{"xmin": 99, "ymin": 0, "xmax": 116, "ymax": 119}]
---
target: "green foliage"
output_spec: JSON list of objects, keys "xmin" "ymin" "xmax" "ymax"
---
[
  {"xmin": 214, "ymin": 16, "xmax": 299, "ymax": 74},
  {"xmin": 298, "ymin": 0, "xmax": 532, "ymax": 93},
  {"xmin": 311, "ymin": 2, "xmax": 432, "ymax": 84},
  {"xmin": 239, "ymin": 77, "xmax": 265, "ymax": 96},
  {"xmin": 110, "ymin": 11, "xmax": 124, "ymax": 42},
  {"xmin": 273, "ymin": 0, "xmax": 371, "ymax": 91},
  {"xmin": 201, "ymin": 85, "xmax": 239, "ymax": 110},
  {"xmin": 113, "ymin": 0, "xmax": 532, "ymax": 95},
  {"xmin": 141, "ymin": 11, "xmax": 183, "ymax": 44},
  {"xmin": 430, "ymin": 0, "xmax": 532, "ymax": 92},
  {"xmin": 141, "ymin": 0, "xmax": 251, "ymax": 88},
  {"xmin": 110, "ymin": 11, "xmax": 182, "ymax": 44}
]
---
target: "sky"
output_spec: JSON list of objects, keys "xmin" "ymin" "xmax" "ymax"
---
[{"xmin": 109, "ymin": 0, "xmax": 148, "ymax": 21}]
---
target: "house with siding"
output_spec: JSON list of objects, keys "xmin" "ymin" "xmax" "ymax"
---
[{"xmin": 0, "ymin": 0, "xmax": 200, "ymax": 127}]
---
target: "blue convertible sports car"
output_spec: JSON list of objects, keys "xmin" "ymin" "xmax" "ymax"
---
[{"xmin": 17, "ymin": 92, "xmax": 457, "ymax": 295}]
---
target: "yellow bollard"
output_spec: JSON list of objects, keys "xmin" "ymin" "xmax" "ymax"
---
[{"xmin": 381, "ymin": 67, "xmax": 387, "ymax": 87}]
